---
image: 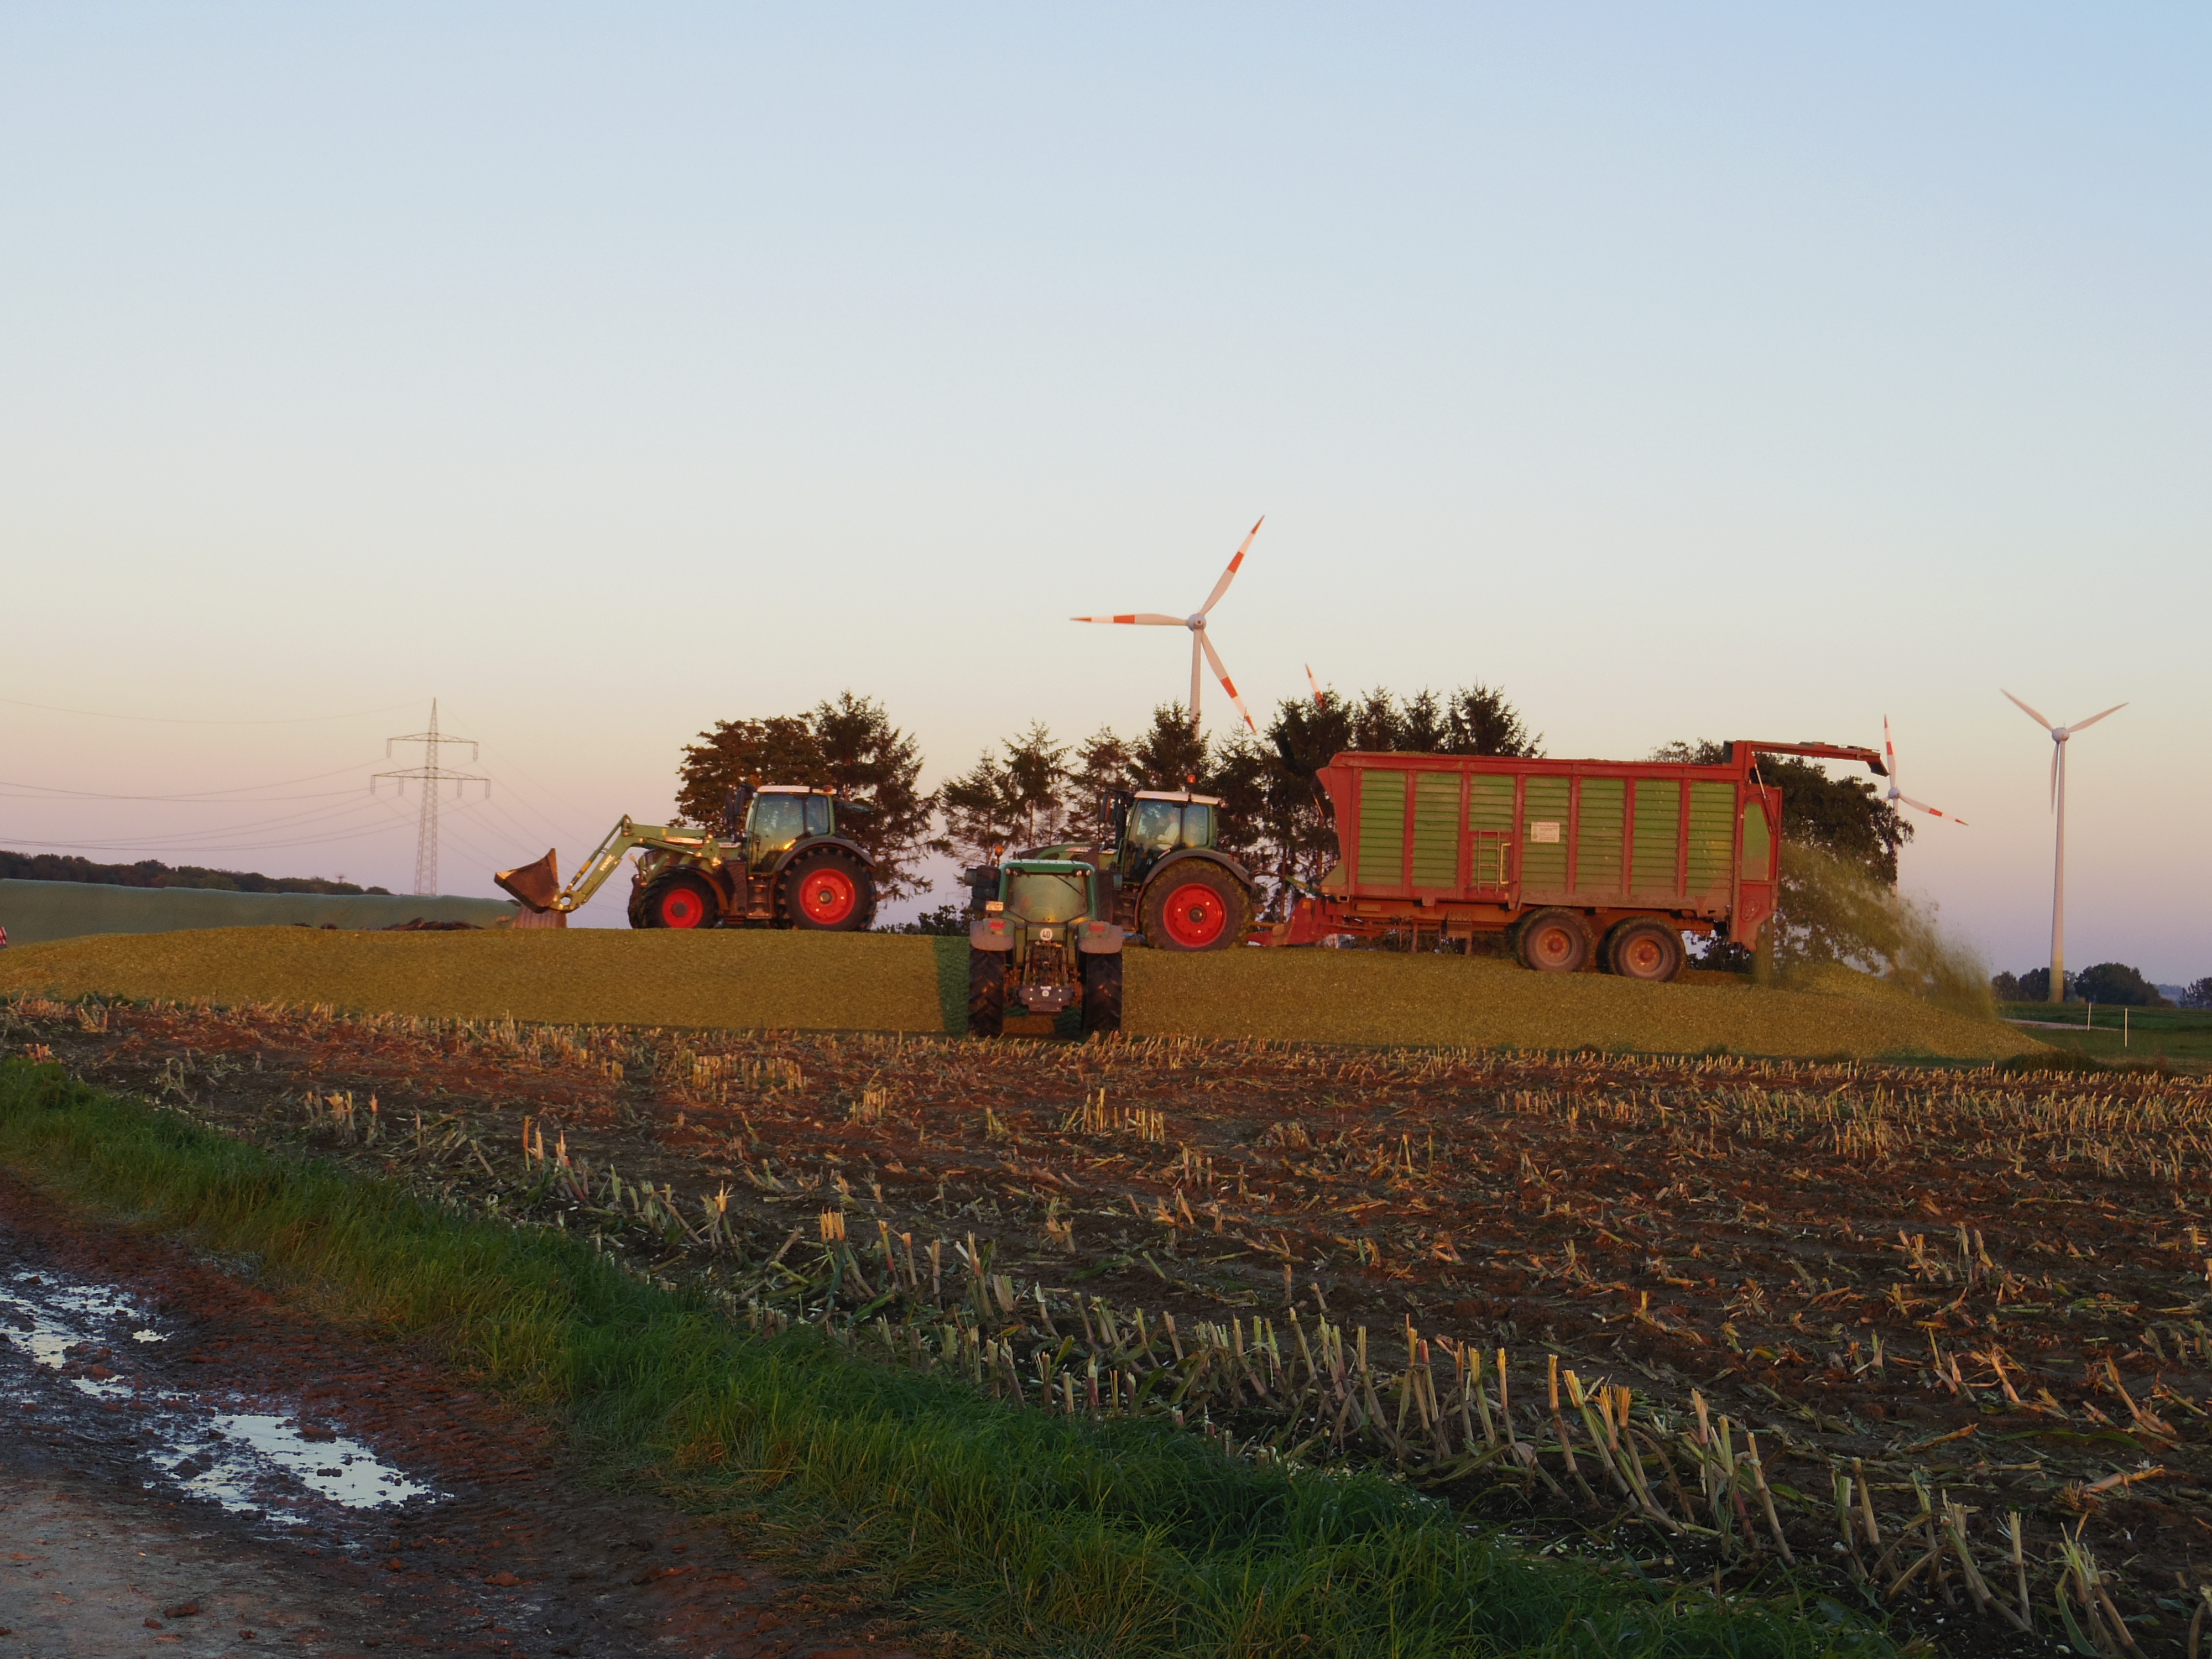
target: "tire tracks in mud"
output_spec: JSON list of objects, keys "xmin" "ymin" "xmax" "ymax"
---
[{"xmin": 0, "ymin": 1174, "xmax": 916, "ymax": 1659}]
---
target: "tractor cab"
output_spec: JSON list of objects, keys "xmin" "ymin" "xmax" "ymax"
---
[
  {"xmin": 722, "ymin": 785, "xmax": 846, "ymax": 872},
  {"xmin": 1108, "ymin": 790, "xmax": 1222, "ymax": 886}
]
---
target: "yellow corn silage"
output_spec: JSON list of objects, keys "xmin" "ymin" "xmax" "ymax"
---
[{"xmin": 0, "ymin": 928, "xmax": 2043, "ymax": 1062}]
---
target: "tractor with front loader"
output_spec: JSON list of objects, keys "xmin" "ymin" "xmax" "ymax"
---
[
  {"xmin": 962, "ymin": 857, "xmax": 1123, "ymax": 1038},
  {"xmin": 495, "ymin": 784, "xmax": 877, "ymax": 931}
]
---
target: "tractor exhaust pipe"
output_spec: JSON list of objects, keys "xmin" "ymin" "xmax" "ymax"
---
[{"xmin": 495, "ymin": 849, "xmax": 561, "ymax": 912}]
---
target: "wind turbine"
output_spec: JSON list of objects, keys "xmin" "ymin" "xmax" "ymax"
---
[
  {"xmin": 1880, "ymin": 718, "xmax": 1967, "ymax": 825},
  {"xmin": 2002, "ymin": 690, "xmax": 2126, "ymax": 1006},
  {"xmin": 1072, "ymin": 518, "xmax": 1263, "ymax": 734}
]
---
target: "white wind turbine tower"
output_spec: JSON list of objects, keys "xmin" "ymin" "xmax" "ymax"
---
[
  {"xmin": 1072, "ymin": 518, "xmax": 1264, "ymax": 735},
  {"xmin": 2002, "ymin": 690, "xmax": 2126, "ymax": 1006}
]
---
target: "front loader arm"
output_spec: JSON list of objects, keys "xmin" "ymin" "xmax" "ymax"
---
[{"xmin": 550, "ymin": 818, "xmax": 658, "ymax": 913}]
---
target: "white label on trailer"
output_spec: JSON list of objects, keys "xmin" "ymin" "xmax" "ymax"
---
[{"xmin": 1528, "ymin": 821, "xmax": 1561, "ymax": 843}]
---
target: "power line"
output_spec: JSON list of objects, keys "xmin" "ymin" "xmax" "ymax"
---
[
  {"xmin": 373, "ymin": 700, "xmax": 488, "ymax": 896},
  {"xmin": 0, "ymin": 696, "xmax": 420, "ymax": 726}
]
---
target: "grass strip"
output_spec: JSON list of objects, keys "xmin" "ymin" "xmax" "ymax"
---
[{"xmin": 0, "ymin": 1057, "xmax": 1883, "ymax": 1658}]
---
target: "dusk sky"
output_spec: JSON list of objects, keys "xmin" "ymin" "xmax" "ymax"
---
[{"xmin": 4, "ymin": 7, "xmax": 2206, "ymax": 976}]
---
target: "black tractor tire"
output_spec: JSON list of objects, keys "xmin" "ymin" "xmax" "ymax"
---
[
  {"xmin": 1515, "ymin": 907, "xmax": 1591, "ymax": 973},
  {"xmin": 1605, "ymin": 918, "xmax": 1685, "ymax": 983},
  {"xmin": 1079, "ymin": 951, "xmax": 1123, "ymax": 1037},
  {"xmin": 779, "ymin": 848, "xmax": 875, "ymax": 932},
  {"xmin": 636, "ymin": 872, "xmax": 720, "ymax": 930},
  {"xmin": 1140, "ymin": 863, "xmax": 1251, "ymax": 952},
  {"xmin": 967, "ymin": 950, "xmax": 1005, "ymax": 1038}
]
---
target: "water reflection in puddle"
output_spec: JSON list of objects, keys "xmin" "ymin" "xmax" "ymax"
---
[{"xmin": 0, "ymin": 1265, "xmax": 441, "ymax": 1525}]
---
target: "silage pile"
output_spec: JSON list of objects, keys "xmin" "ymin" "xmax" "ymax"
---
[
  {"xmin": 0, "ymin": 924, "xmax": 2042, "ymax": 1061},
  {"xmin": 1764, "ymin": 843, "xmax": 1997, "ymax": 1021}
]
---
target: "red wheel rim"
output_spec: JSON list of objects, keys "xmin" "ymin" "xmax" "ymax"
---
[
  {"xmin": 1530, "ymin": 924, "xmax": 1577, "ymax": 968},
  {"xmin": 1160, "ymin": 881, "xmax": 1228, "ymax": 948},
  {"xmin": 656, "ymin": 886, "xmax": 709, "ymax": 928},
  {"xmin": 1622, "ymin": 935, "xmax": 1665, "ymax": 977},
  {"xmin": 798, "ymin": 866, "xmax": 857, "ymax": 926}
]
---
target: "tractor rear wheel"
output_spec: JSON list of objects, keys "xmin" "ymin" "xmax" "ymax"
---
[
  {"xmin": 1141, "ymin": 864, "xmax": 1250, "ymax": 952},
  {"xmin": 1605, "ymin": 919, "xmax": 1684, "ymax": 982},
  {"xmin": 1080, "ymin": 952, "xmax": 1123, "ymax": 1036},
  {"xmin": 1515, "ymin": 908, "xmax": 1590, "ymax": 973},
  {"xmin": 780, "ymin": 849, "xmax": 875, "ymax": 931},
  {"xmin": 638, "ymin": 873, "xmax": 719, "ymax": 930},
  {"xmin": 967, "ymin": 950, "xmax": 1005, "ymax": 1037}
]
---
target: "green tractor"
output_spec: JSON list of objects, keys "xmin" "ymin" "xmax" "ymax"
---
[
  {"xmin": 494, "ymin": 784, "xmax": 877, "ymax": 931},
  {"xmin": 962, "ymin": 859, "xmax": 1124, "ymax": 1039},
  {"xmin": 1022, "ymin": 787, "xmax": 1258, "ymax": 950}
]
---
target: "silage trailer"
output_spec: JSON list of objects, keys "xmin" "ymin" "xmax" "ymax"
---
[{"xmin": 1266, "ymin": 740, "xmax": 1887, "ymax": 980}]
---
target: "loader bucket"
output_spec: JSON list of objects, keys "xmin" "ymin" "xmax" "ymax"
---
[{"xmin": 495, "ymin": 849, "xmax": 562, "ymax": 912}]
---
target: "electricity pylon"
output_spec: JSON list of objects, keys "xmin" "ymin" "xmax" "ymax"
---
[{"xmin": 374, "ymin": 700, "xmax": 488, "ymax": 896}]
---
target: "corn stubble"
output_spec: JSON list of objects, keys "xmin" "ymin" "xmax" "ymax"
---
[{"xmin": 9, "ymin": 985, "xmax": 2205, "ymax": 1652}]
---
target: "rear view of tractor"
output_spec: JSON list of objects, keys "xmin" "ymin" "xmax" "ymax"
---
[
  {"xmin": 963, "ymin": 859, "xmax": 1123, "ymax": 1037},
  {"xmin": 495, "ymin": 784, "xmax": 877, "ymax": 931}
]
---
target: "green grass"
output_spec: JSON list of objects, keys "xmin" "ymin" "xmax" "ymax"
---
[
  {"xmin": 1997, "ymin": 1000, "xmax": 2212, "ymax": 1066},
  {"xmin": 0, "ymin": 1057, "xmax": 1884, "ymax": 1659},
  {"xmin": 0, "ymin": 926, "xmax": 2039, "ymax": 1061}
]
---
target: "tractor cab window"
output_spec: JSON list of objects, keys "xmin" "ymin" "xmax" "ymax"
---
[
  {"xmin": 805, "ymin": 794, "xmax": 833, "ymax": 837},
  {"xmin": 748, "ymin": 794, "xmax": 807, "ymax": 865},
  {"xmin": 1180, "ymin": 804, "xmax": 1214, "ymax": 848},
  {"xmin": 1004, "ymin": 870, "xmax": 1089, "ymax": 926},
  {"xmin": 1128, "ymin": 800, "xmax": 1183, "ymax": 852}
]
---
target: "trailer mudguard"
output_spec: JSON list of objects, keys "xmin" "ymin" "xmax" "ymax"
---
[{"xmin": 969, "ymin": 916, "xmax": 1016, "ymax": 952}]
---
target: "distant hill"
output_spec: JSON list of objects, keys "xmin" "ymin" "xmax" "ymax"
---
[{"xmin": 0, "ymin": 850, "xmax": 390, "ymax": 896}]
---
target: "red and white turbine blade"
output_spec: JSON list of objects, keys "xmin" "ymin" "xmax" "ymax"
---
[
  {"xmin": 1306, "ymin": 664, "xmax": 1324, "ymax": 707},
  {"xmin": 1882, "ymin": 716, "xmax": 1902, "ymax": 792},
  {"xmin": 1198, "ymin": 517, "xmax": 1264, "ymax": 616},
  {"xmin": 1070, "ymin": 612, "xmax": 1184, "ymax": 625},
  {"xmin": 1198, "ymin": 633, "xmax": 1257, "ymax": 732},
  {"xmin": 2002, "ymin": 689, "xmax": 2053, "ymax": 729},
  {"xmin": 1900, "ymin": 795, "xmax": 1965, "ymax": 825},
  {"xmin": 2069, "ymin": 701, "xmax": 2127, "ymax": 733}
]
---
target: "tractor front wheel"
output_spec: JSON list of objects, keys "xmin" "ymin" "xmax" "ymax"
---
[
  {"xmin": 638, "ymin": 873, "xmax": 719, "ymax": 930},
  {"xmin": 780, "ymin": 849, "xmax": 875, "ymax": 931},
  {"xmin": 1080, "ymin": 952, "xmax": 1123, "ymax": 1036},
  {"xmin": 968, "ymin": 950, "xmax": 1005, "ymax": 1037},
  {"xmin": 1515, "ymin": 908, "xmax": 1591, "ymax": 973},
  {"xmin": 1141, "ymin": 865, "xmax": 1250, "ymax": 952}
]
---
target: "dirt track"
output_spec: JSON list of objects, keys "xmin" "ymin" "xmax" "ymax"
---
[{"xmin": 0, "ymin": 1176, "xmax": 913, "ymax": 1659}]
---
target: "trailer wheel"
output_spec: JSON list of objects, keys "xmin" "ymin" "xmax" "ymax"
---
[
  {"xmin": 1142, "ymin": 865, "xmax": 1250, "ymax": 951},
  {"xmin": 967, "ymin": 950, "xmax": 1005, "ymax": 1037},
  {"xmin": 1515, "ymin": 908, "xmax": 1590, "ymax": 973},
  {"xmin": 780, "ymin": 849, "xmax": 874, "ymax": 931},
  {"xmin": 1605, "ymin": 919, "xmax": 1685, "ymax": 983},
  {"xmin": 1080, "ymin": 952, "xmax": 1123, "ymax": 1036},
  {"xmin": 639, "ymin": 873, "xmax": 718, "ymax": 930}
]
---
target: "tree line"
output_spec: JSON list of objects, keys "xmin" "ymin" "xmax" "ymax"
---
[{"xmin": 0, "ymin": 851, "xmax": 389, "ymax": 896}]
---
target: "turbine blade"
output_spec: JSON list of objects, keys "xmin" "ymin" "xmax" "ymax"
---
[
  {"xmin": 2068, "ymin": 701, "xmax": 2127, "ymax": 733},
  {"xmin": 1883, "ymin": 716, "xmax": 1901, "ymax": 790},
  {"xmin": 1199, "ymin": 632, "xmax": 1258, "ymax": 732},
  {"xmin": 2002, "ymin": 689, "xmax": 2053, "ymax": 729},
  {"xmin": 1306, "ymin": 663, "xmax": 1324, "ymax": 708},
  {"xmin": 1071, "ymin": 612, "xmax": 1184, "ymax": 625},
  {"xmin": 1898, "ymin": 795, "xmax": 1963, "ymax": 823},
  {"xmin": 1198, "ymin": 516, "xmax": 1264, "ymax": 615},
  {"xmin": 2049, "ymin": 745, "xmax": 2058, "ymax": 812}
]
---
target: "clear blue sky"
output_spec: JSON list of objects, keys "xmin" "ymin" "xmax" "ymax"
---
[{"xmin": 3, "ymin": 7, "xmax": 2206, "ymax": 975}]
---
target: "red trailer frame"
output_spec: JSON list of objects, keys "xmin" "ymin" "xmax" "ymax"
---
[{"xmin": 1262, "ymin": 740, "xmax": 1884, "ymax": 978}]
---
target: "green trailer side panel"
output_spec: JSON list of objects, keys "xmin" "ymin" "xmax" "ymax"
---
[
  {"xmin": 1469, "ymin": 774, "xmax": 1514, "ymax": 886},
  {"xmin": 1741, "ymin": 799, "xmax": 1772, "ymax": 880},
  {"xmin": 1521, "ymin": 776, "xmax": 1570, "ymax": 892},
  {"xmin": 1358, "ymin": 771, "xmax": 1406, "ymax": 888},
  {"xmin": 1687, "ymin": 781, "xmax": 1734, "ymax": 893},
  {"xmin": 1631, "ymin": 780, "xmax": 1681, "ymax": 895},
  {"xmin": 1573, "ymin": 779, "xmax": 1624, "ymax": 895},
  {"xmin": 1411, "ymin": 773, "xmax": 1460, "ymax": 888}
]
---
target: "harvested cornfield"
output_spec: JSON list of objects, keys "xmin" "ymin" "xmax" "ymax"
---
[
  {"xmin": 5, "ymin": 990, "xmax": 2200, "ymax": 1654},
  {"xmin": 0, "ymin": 926, "xmax": 2038, "ymax": 1061}
]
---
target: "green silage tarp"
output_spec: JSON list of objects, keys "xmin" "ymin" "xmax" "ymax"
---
[{"xmin": 0, "ymin": 879, "xmax": 519, "ymax": 946}]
